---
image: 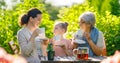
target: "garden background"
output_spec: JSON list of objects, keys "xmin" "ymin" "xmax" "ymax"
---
[{"xmin": 0, "ymin": 0, "xmax": 120, "ymax": 56}]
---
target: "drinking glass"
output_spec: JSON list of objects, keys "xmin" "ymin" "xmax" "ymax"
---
[
  {"xmin": 38, "ymin": 28, "xmax": 46, "ymax": 39},
  {"xmin": 73, "ymin": 47, "xmax": 89, "ymax": 60}
]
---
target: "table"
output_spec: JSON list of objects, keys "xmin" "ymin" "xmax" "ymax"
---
[{"xmin": 40, "ymin": 56, "xmax": 106, "ymax": 63}]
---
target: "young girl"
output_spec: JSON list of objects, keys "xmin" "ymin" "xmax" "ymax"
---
[{"xmin": 52, "ymin": 22, "xmax": 73, "ymax": 56}]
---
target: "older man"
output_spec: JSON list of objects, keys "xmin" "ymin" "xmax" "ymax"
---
[{"xmin": 73, "ymin": 12, "xmax": 106, "ymax": 57}]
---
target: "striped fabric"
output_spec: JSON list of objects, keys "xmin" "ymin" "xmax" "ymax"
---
[{"xmin": 17, "ymin": 28, "xmax": 41, "ymax": 63}]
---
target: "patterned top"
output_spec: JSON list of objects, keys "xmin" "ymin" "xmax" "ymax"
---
[
  {"xmin": 53, "ymin": 39, "xmax": 73, "ymax": 56},
  {"xmin": 74, "ymin": 30, "xmax": 106, "ymax": 48},
  {"xmin": 73, "ymin": 30, "xmax": 106, "ymax": 56},
  {"xmin": 17, "ymin": 28, "xmax": 42, "ymax": 63}
]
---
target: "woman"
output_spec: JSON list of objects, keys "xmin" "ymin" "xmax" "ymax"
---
[
  {"xmin": 73, "ymin": 12, "xmax": 106, "ymax": 57},
  {"xmin": 17, "ymin": 8, "xmax": 48, "ymax": 63},
  {"xmin": 52, "ymin": 22, "xmax": 73, "ymax": 56}
]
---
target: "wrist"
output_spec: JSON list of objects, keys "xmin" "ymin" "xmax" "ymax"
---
[
  {"xmin": 64, "ymin": 50, "xmax": 69, "ymax": 56},
  {"xmin": 30, "ymin": 38, "xmax": 34, "ymax": 42},
  {"xmin": 87, "ymin": 37, "xmax": 91, "ymax": 41},
  {"xmin": 64, "ymin": 49, "xmax": 67, "ymax": 51},
  {"xmin": 30, "ymin": 35, "xmax": 36, "ymax": 42},
  {"xmin": 32, "ymin": 33, "xmax": 37, "ymax": 38},
  {"xmin": 87, "ymin": 39, "xmax": 92, "ymax": 43}
]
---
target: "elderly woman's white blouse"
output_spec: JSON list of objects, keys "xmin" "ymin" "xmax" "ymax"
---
[{"xmin": 73, "ymin": 30, "xmax": 106, "ymax": 48}]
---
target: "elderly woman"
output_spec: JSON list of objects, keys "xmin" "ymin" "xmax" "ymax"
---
[{"xmin": 73, "ymin": 12, "xmax": 106, "ymax": 57}]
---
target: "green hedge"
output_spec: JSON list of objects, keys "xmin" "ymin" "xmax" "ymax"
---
[
  {"xmin": 0, "ymin": 0, "xmax": 54, "ymax": 54},
  {"xmin": 58, "ymin": 4, "xmax": 120, "ymax": 56},
  {"xmin": 0, "ymin": 0, "xmax": 120, "ymax": 56}
]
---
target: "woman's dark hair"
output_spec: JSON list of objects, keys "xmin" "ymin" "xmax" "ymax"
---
[
  {"xmin": 56, "ymin": 22, "xmax": 69, "ymax": 32},
  {"xmin": 19, "ymin": 8, "xmax": 42, "ymax": 26}
]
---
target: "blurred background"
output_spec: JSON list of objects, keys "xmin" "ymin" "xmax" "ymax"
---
[{"xmin": 0, "ymin": 0, "xmax": 120, "ymax": 56}]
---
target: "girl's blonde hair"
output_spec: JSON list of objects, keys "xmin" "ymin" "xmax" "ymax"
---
[{"xmin": 55, "ymin": 21, "xmax": 69, "ymax": 32}]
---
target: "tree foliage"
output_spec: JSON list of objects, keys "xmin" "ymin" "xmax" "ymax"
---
[
  {"xmin": 0, "ymin": 0, "xmax": 6, "ymax": 9},
  {"xmin": 0, "ymin": 0, "xmax": 54, "ymax": 53},
  {"xmin": 86, "ymin": 0, "xmax": 120, "ymax": 16},
  {"xmin": 58, "ymin": 1, "xmax": 120, "ymax": 55},
  {"xmin": 0, "ymin": 0, "xmax": 120, "ymax": 56}
]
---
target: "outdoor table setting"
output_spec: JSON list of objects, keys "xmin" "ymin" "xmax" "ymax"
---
[
  {"xmin": 40, "ymin": 56, "xmax": 106, "ymax": 63},
  {"xmin": 39, "ymin": 33, "xmax": 107, "ymax": 63}
]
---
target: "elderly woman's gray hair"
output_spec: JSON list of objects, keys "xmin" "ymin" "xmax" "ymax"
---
[{"xmin": 79, "ymin": 12, "xmax": 96, "ymax": 27}]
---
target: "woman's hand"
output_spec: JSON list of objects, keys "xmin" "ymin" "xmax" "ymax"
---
[
  {"xmin": 84, "ymin": 32, "xmax": 91, "ymax": 41},
  {"xmin": 60, "ymin": 45, "xmax": 66, "ymax": 50},
  {"xmin": 30, "ymin": 28, "xmax": 40, "ymax": 42},
  {"xmin": 32, "ymin": 28, "xmax": 40, "ymax": 37},
  {"xmin": 49, "ymin": 38, "xmax": 54, "ymax": 43},
  {"xmin": 60, "ymin": 45, "xmax": 71, "ymax": 56},
  {"xmin": 42, "ymin": 39, "xmax": 49, "ymax": 45},
  {"xmin": 73, "ymin": 42, "xmax": 78, "ymax": 49}
]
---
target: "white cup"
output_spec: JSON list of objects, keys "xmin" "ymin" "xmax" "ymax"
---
[
  {"xmin": 53, "ymin": 35, "xmax": 61, "ymax": 41},
  {"xmin": 38, "ymin": 28, "xmax": 46, "ymax": 39},
  {"xmin": 53, "ymin": 35, "xmax": 63, "ymax": 46}
]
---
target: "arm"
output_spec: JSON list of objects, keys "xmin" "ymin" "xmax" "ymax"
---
[
  {"xmin": 17, "ymin": 31, "xmax": 36, "ymax": 56},
  {"xmin": 62, "ymin": 40, "xmax": 73, "ymax": 56},
  {"xmin": 87, "ymin": 39, "xmax": 102, "ymax": 56},
  {"xmin": 85, "ymin": 32, "xmax": 106, "ymax": 56},
  {"xmin": 64, "ymin": 49, "xmax": 71, "ymax": 56},
  {"xmin": 96, "ymin": 32, "xmax": 106, "ymax": 56},
  {"xmin": 72, "ymin": 32, "xmax": 79, "ymax": 49},
  {"xmin": 61, "ymin": 45, "xmax": 71, "ymax": 56},
  {"xmin": 67, "ymin": 39, "xmax": 74, "ymax": 56},
  {"xmin": 42, "ymin": 39, "xmax": 49, "ymax": 45}
]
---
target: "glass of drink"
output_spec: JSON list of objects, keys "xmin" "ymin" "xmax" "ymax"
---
[
  {"xmin": 73, "ymin": 47, "xmax": 89, "ymax": 60},
  {"xmin": 53, "ymin": 35, "xmax": 62, "ymax": 46},
  {"xmin": 53, "ymin": 35, "xmax": 61, "ymax": 41},
  {"xmin": 38, "ymin": 28, "xmax": 47, "ymax": 40}
]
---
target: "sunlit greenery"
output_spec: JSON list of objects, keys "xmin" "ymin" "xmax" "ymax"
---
[
  {"xmin": 58, "ymin": 1, "xmax": 120, "ymax": 55},
  {"xmin": 0, "ymin": 0, "xmax": 54, "ymax": 54},
  {"xmin": 0, "ymin": 0, "xmax": 120, "ymax": 56}
]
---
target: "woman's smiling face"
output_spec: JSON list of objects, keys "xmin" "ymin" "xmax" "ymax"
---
[
  {"xmin": 79, "ymin": 19, "xmax": 91, "ymax": 31},
  {"xmin": 30, "ymin": 14, "xmax": 42, "ymax": 28}
]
